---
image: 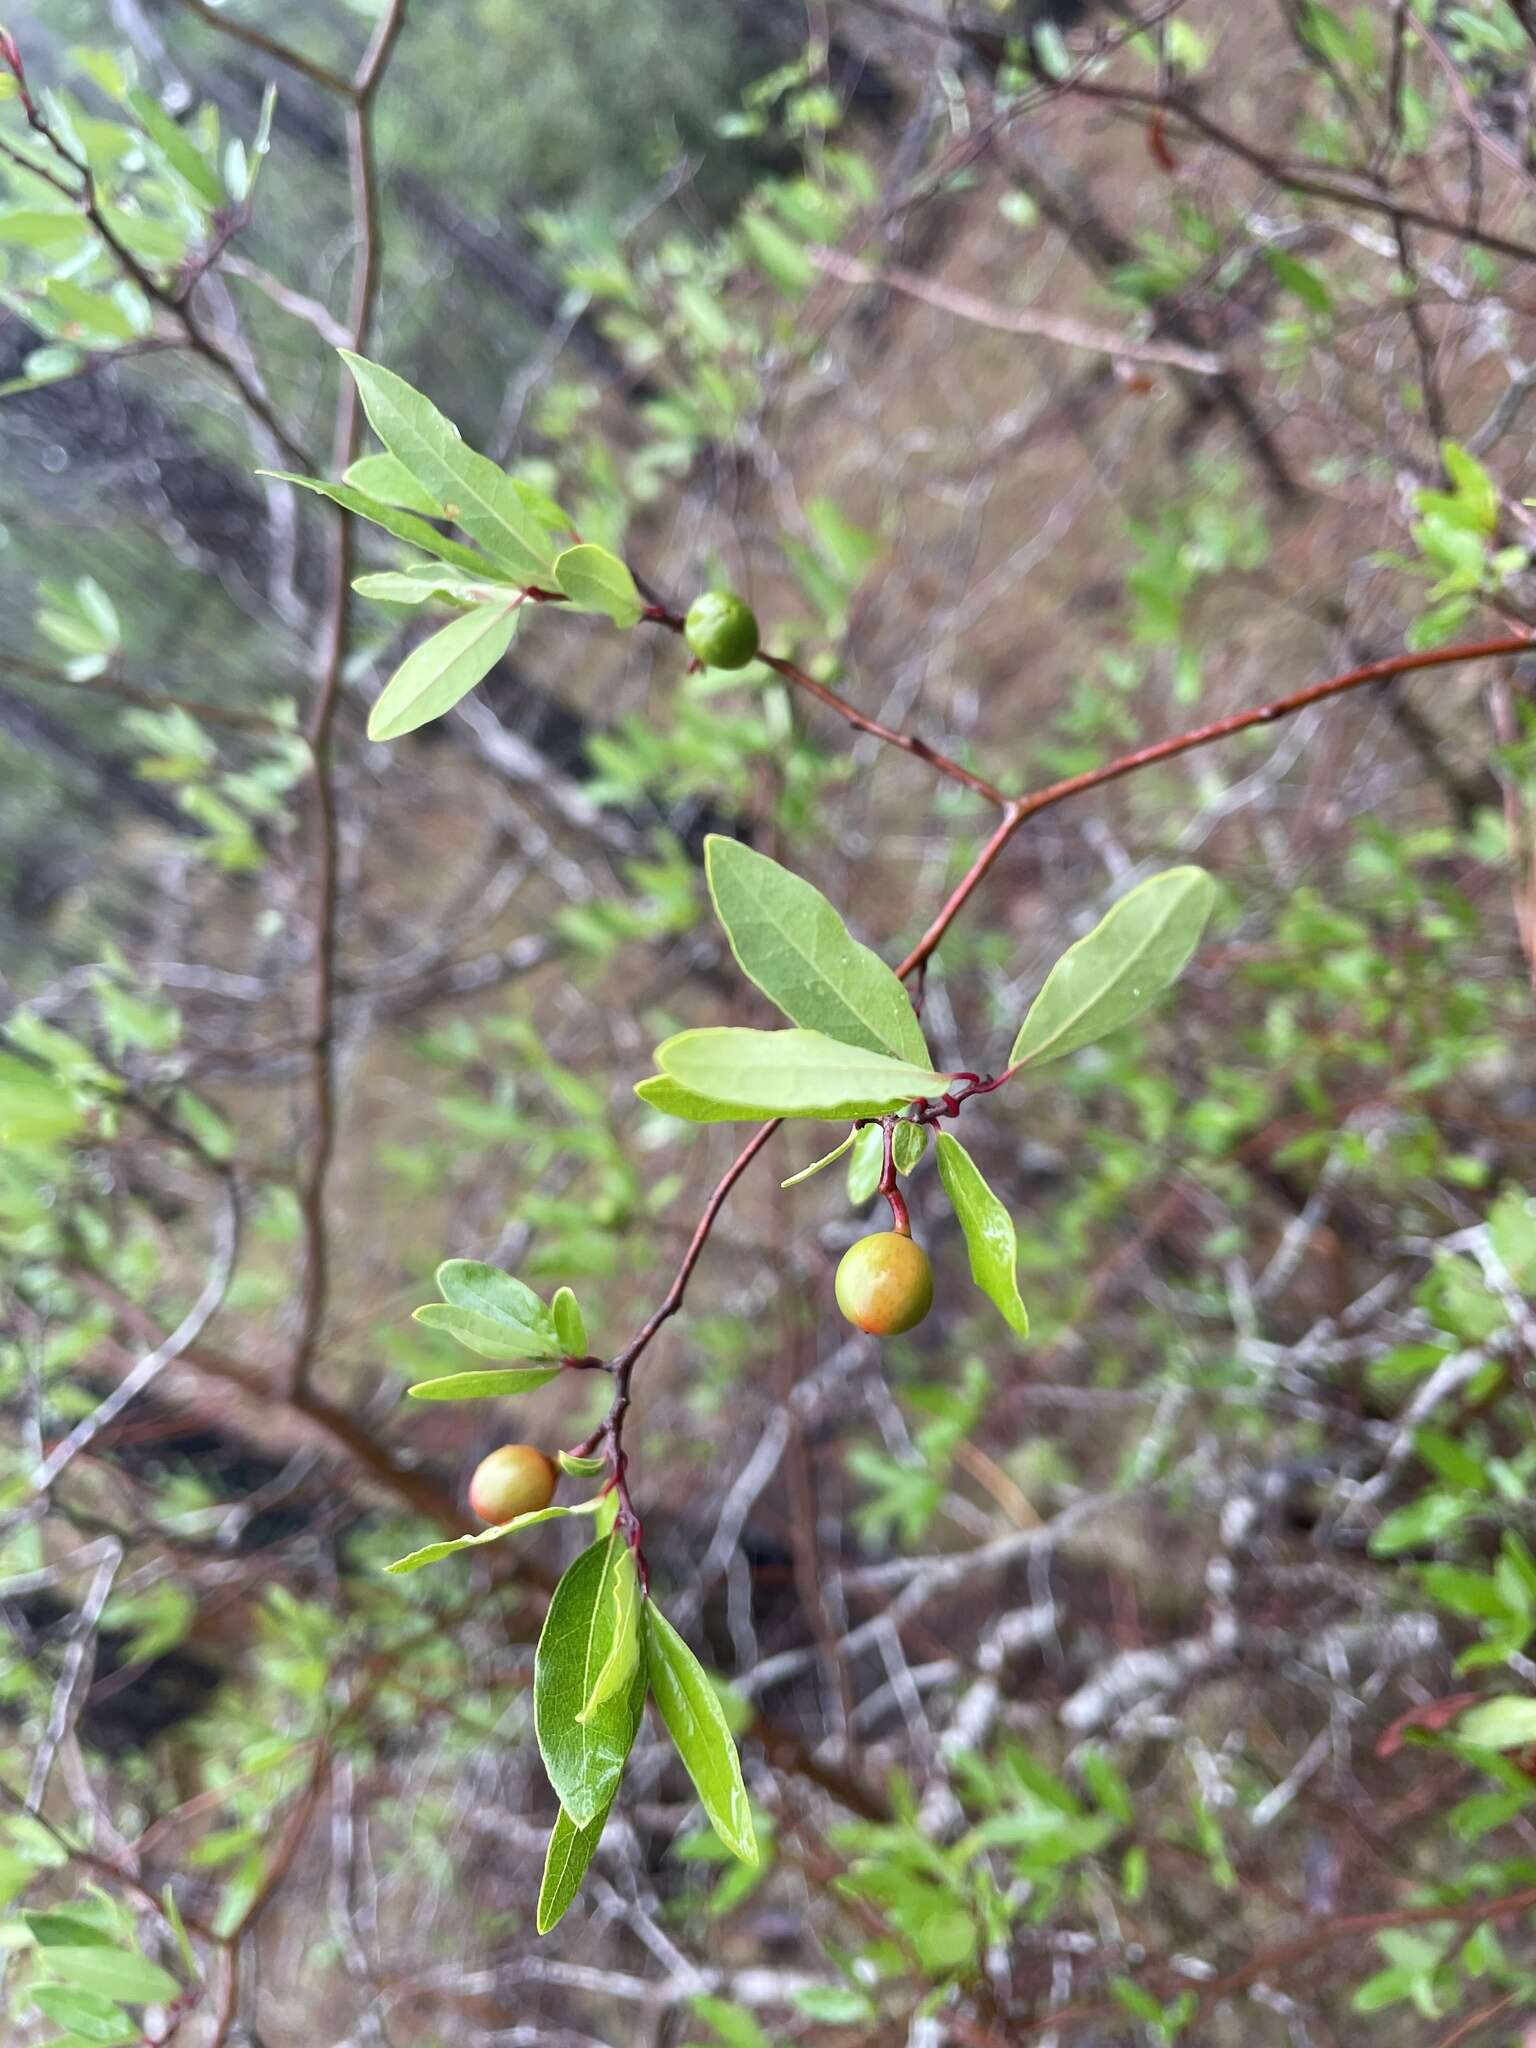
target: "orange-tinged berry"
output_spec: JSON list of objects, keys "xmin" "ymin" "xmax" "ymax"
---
[
  {"xmin": 468, "ymin": 1444, "xmax": 559, "ymax": 1525},
  {"xmin": 835, "ymin": 1231, "xmax": 933, "ymax": 1336}
]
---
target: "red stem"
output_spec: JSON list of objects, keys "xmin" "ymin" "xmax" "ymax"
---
[{"xmin": 597, "ymin": 632, "xmax": 1532, "ymax": 1537}]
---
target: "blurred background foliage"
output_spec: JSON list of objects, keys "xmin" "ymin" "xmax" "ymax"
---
[{"xmin": 2, "ymin": 2, "xmax": 1536, "ymax": 2044}]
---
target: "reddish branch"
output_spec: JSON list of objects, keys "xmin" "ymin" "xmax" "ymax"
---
[
  {"xmin": 895, "ymin": 631, "xmax": 1533, "ymax": 977},
  {"xmin": 590, "ymin": 628, "xmax": 1532, "ymax": 1565},
  {"xmin": 639, "ymin": 602, "xmax": 1009, "ymax": 806},
  {"xmin": 1065, "ymin": 77, "xmax": 1536, "ymax": 270}
]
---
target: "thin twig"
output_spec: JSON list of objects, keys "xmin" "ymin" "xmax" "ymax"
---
[
  {"xmin": 288, "ymin": 0, "xmax": 409, "ymax": 1400},
  {"xmin": 165, "ymin": 0, "xmax": 354, "ymax": 97},
  {"xmin": 811, "ymin": 248, "xmax": 1227, "ymax": 376}
]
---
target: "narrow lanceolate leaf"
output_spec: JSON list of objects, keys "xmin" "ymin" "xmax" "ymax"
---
[
  {"xmin": 368, "ymin": 601, "xmax": 522, "ymax": 742},
  {"xmin": 554, "ymin": 543, "xmax": 644, "ymax": 626},
  {"xmin": 1009, "ymin": 867, "xmax": 1216, "ymax": 1070},
  {"xmin": 340, "ymin": 352, "xmax": 557, "ymax": 581},
  {"xmin": 935, "ymin": 1133, "xmax": 1029, "ymax": 1338},
  {"xmin": 537, "ymin": 1795, "xmax": 615, "ymax": 1934},
  {"xmin": 782, "ymin": 1128, "xmax": 857, "ymax": 1188},
  {"xmin": 643, "ymin": 1604, "xmax": 757, "ymax": 1865},
  {"xmin": 575, "ymin": 1540, "xmax": 642, "ymax": 1726},
  {"xmin": 406, "ymin": 1366, "xmax": 564, "ymax": 1398},
  {"xmin": 535, "ymin": 1531, "xmax": 648, "ymax": 1827},
  {"xmin": 705, "ymin": 836, "xmax": 929, "ymax": 1064},
  {"xmin": 654, "ymin": 1027, "xmax": 952, "ymax": 1120},
  {"xmin": 343, "ymin": 452, "xmax": 444, "ymax": 516},
  {"xmin": 551, "ymin": 1286, "xmax": 587, "ymax": 1357},
  {"xmin": 385, "ymin": 1502, "xmax": 589, "ymax": 1575},
  {"xmin": 259, "ymin": 471, "xmax": 491, "ymax": 576}
]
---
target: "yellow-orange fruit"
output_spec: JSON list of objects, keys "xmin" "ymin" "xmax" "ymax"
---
[
  {"xmin": 835, "ymin": 1232, "xmax": 933, "ymax": 1336},
  {"xmin": 468, "ymin": 1444, "xmax": 559, "ymax": 1525}
]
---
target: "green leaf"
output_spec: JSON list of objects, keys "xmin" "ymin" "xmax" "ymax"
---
[
  {"xmin": 28, "ymin": 1984, "xmax": 135, "ymax": 2044},
  {"xmin": 1414, "ymin": 1426, "xmax": 1491, "ymax": 1494},
  {"xmin": 385, "ymin": 1502, "xmax": 587, "ymax": 1576},
  {"xmin": 634, "ymin": 1074, "xmax": 780, "ymax": 1124},
  {"xmin": 0, "ymin": 208, "xmax": 93, "ymax": 254},
  {"xmin": 935, "ymin": 1133, "xmax": 1029, "ymax": 1337},
  {"xmin": 739, "ymin": 210, "xmax": 813, "ymax": 294},
  {"xmin": 353, "ymin": 568, "xmax": 504, "ymax": 607},
  {"xmin": 46, "ymin": 279, "xmax": 145, "ymax": 345},
  {"xmin": 0, "ymin": 1054, "xmax": 83, "ymax": 1145},
  {"xmin": 1008, "ymin": 867, "xmax": 1216, "ymax": 1070},
  {"xmin": 782, "ymin": 1129, "xmax": 856, "ymax": 1188},
  {"xmin": 340, "ymin": 352, "xmax": 557, "ymax": 581},
  {"xmin": 1264, "ymin": 247, "xmax": 1332, "ymax": 314},
  {"xmin": 160, "ymin": 1888, "xmax": 196, "ymax": 1982},
  {"xmin": 794, "ymin": 1986, "xmax": 876, "ymax": 2024},
  {"xmin": 343, "ymin": 452, "xmax": 444, "ymax": 516},
  {"xmin": 406, "ymin": 1365, "xmax": 564, "ymax": 1397},
  {"xmin": 847, "ymin": 1121, "xmax": 883, "ymax": 1204},
  {"xmin": 654, "ymin": 1027, "xmax": 951, "ymax": 1120},
  {"xmin": 643, "ymin": 1603, "xmax": 757, "ymax": 1864},
  {"xmin": 554, "ymin": 543, "xmax": 643, "ymax": 626},
  {"xmin": 259, "ymin": 471, "xmax": 492, "ymax": 576},
  {"xmin": 1369, "ymin": 1490, "xmax": 1472, "ymax": 1557},
  {"xmin": 537, "ymin": 1796, "xmax": 615, "ymax": 1934},
  {"xmin": 847, "ymin": 1119, "xmax": 927, "ymax": 1203},
  {"xmin": 894, "ymin": 1120, "xmax": 928, "ymax": 1174},
  {"xmin": 24, "ymin": 1913, "xmax": 117, "ymax": 1949},
  {"xmin": 412, "ymin": 1260, "xmax": 562, "ymax": 1359},
  {"xmin": 551, "ymin": 1286, "xmax": 588, "ymax": 1356},
  {"xmin": 127, "ymin": 89, "xmax": 222, "ymax": 208},
  {"xmin": 536, "ymin": 1531, "xmax": 649, "ymax": 1826},
  {"xmin": 704, "ymin": 836, "xmax": 929, "ymax": 1063},
  {"xmin": 410, "ymin": 1309, "xmax": 561, "ymax": 1362},
  {"xmin": 575, "ymin": 1542, "xmax": 642, "ymax": 1726},
  {"xmin": 1454, "ymin": 1697, "xmax": 1536, "ymax": 1750},
  {"xmin": 437, "ymin": 1259, "xmax": 559, "ymax": 1337},
  {"xmin": 368, "ymin": 600, "xmax": 522, "ymax": 742},
  {"xmin": 43, "ymin": 1948, "xmax": 181, "ymax": 2007}
]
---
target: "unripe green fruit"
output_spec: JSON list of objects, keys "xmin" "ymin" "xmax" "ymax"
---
[
  {"xmin": 684, "ymin": 589, "xmax": 760, "ymax": 670},
  {"xmin": 468, "ymin": 1444, "xmax": 558, "ymax": 1525},
  {"xmin": 835, "ymin": 1231, "xmax": 934, "ymax": 1336}
]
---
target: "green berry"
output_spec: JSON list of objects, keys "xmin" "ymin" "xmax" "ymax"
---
[
  {"xmin": 835, "ymin": 1231, "xmax": 933, "ymax": 1336},
  {"xmin": 468, "ymin": 1444, "xmax": 558, "ymax": 1525},
  {"xmin": 684, "ymin": 589, "xmax": 760, "ymax": 670}
]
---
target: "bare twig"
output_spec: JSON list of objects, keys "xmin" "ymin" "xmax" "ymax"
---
[
  {"xmin": 288, "ymin": 0, "xmax": 409, "ymax": 1400},
  {"xmin": 811, "ymin": 248, "xmax": 1227, "ymax": 376}
]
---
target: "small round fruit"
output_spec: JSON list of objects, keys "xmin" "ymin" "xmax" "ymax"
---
[
  {"xmin": 684, "ymin": 589, "xmax": 760, "ymax": 670},
  {"xmin": 468, "ymin": 1444, "xmax": 559, "ymax": 1525},
  {"xmin": 835, "ymin": 1231, "xmax": 934, "ymax": 1336}
]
